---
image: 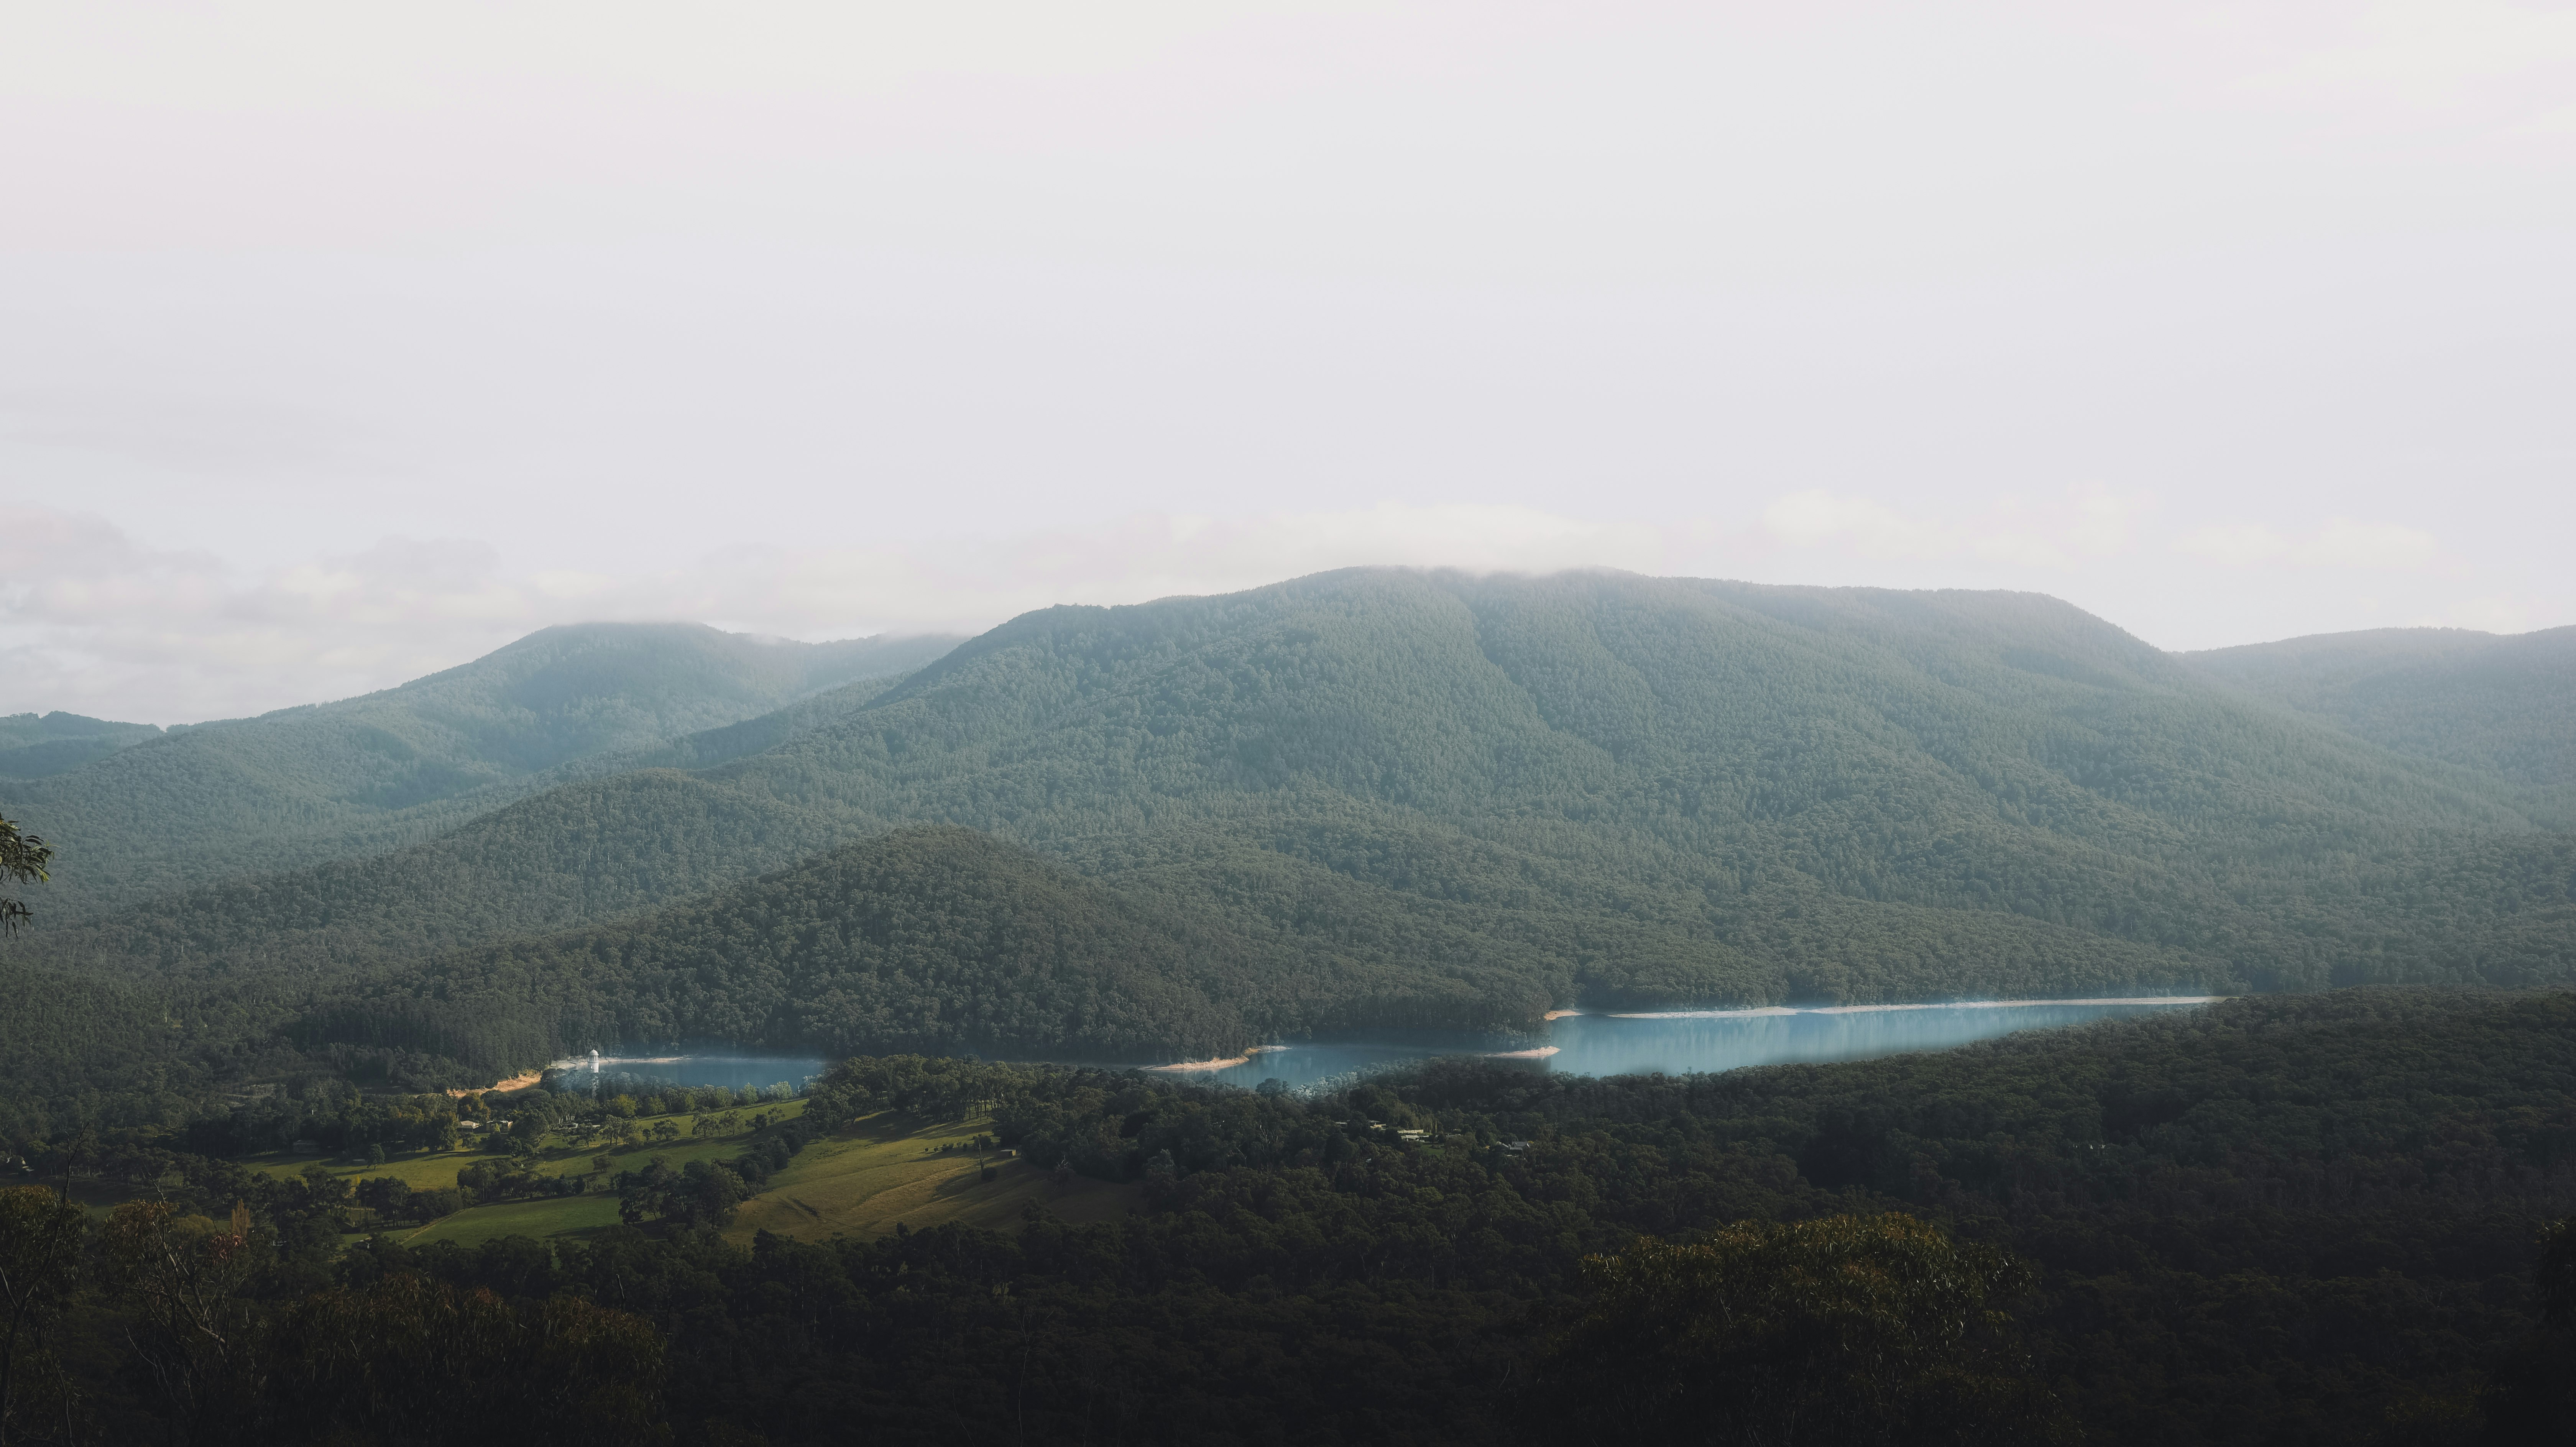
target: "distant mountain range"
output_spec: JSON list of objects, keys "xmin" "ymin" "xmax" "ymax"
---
[
  {"xmin": 2187, "ymin": 624, "xmax": 2576, "ymax": 827},
  {"xmin": 3, "ymin": 571, "xmax": 2568, "ymax": 1122},
  {"xmin": 0, "ymin": 711, "xmax": 165, "ymax": 779},
  {"xmin": 3, "ymin": 622, "xmax": 962, "ymax": 914}
]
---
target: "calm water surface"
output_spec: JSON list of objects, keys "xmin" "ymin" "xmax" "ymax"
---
[
  {"xmin": 558, "ymin": 999, "xmax": 2218, "ymax": 1096},
  {"xmin": 1175, "ymin": 998, "xmax": 2220, "ymax": 1091},
  {"xmin": 567, "ymin": 1050, "xmax": 826, "ymax": 1093}
]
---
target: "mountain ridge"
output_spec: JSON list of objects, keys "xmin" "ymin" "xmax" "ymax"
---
[
  {"xmin": 21, "ymin": 569, "xmax": 2565, "ymax": 996},
  {"xmin": 6, "ymin": 568, "xmax": 2571, "ymax": 1121},
  {"xmin": 2184, "ymin": 623, "xmax": 2576, "ymax": 826},
  {"xmin": 5, "ymin": 622, "xmax": 963, "ymax": 915}
]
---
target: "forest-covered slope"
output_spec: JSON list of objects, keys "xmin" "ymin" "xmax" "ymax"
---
[
  {"xmin": 0, "ymin": 710, "xmax": 163, "ymax": 778},
  {"xmin": 295, "ymin": 825, "xmax": 1262, "ymax": 1076},
  {"xmin": 19, "ymin": 572, "xmax": 2570, "ymax": 1049},
  {"xmin": 2186, "ymin": 624, "xmax": 2576, "ymax": 826},
  {"xmin": 0, "ymin": 827, "xmax": 1267, "ymax": 1124},
  {"xmin": 4, "ymin": 622, "xmax": 961, "ymax": 914}
]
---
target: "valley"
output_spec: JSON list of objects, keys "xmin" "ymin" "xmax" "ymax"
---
[
  {"xmin": 5, "ymin": 571, "xmax": 2569, "ymax": 1135},
  {"xmin": 5, "ymin": 570, "xmax": 2571, "ymax": 1445}
]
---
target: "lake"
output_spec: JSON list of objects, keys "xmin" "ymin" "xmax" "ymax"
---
[
  {"xmin": 559, "ymin": 997, "xmax": 2221, "ymax": 1098},
  {"xmin": 1159, "ymin": 997, "xmax": 2222, "ymax": 1091},
  {"xmin": 567, "ymin": 1050, "xmax": 827, "ymax": 1094}
]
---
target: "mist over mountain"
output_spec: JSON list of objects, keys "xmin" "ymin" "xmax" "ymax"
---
[
  {"xmin": 6, "ymin": 622, "xmax": 962, "ymax": 915},
  {"xmin": 0, "ymin": 711, "xmax": 164, "ymax": 779},
  {"xmin": 2186, "ymin": 625, "xmax": 2576, "ymax": 827},
  {"xmin": 10, "ymin": 568, "xmax": 2571, "ymax": 1109}
]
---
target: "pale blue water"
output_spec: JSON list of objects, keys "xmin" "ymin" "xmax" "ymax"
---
[
  {"xmin": 1170, "ymin": 998, "xmax": 2220, "ymax": 1091},
  {"xmin": 561, "ymin": 998, "xmax": 2219, "ymax": 1097},
  {"xmin": 567, "ymin": 1050, "xmax": 826, "ymax": 1094}
]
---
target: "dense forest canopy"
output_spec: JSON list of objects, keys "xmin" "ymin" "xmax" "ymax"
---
[
  {"xmin": 0, "ymin": 712, "xmax": 163, "ymax": 779},
  {"xmin": 2186, "ymin": 624, "xmax": 2576, "ymax": 827}
]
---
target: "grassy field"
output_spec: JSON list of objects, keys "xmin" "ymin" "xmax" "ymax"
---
[
  {"xmin": 726, "ymin": 1111, "xmax": 1141, "ymax": 1245},
  {"xmin": 243, "ymin": 1100, "xmax": 812, "ymax": 1196},
  {"xmin": 248, "ymin": 1148, "xmax": 476, "ymax": 1191},
  {"xmin": 402, "ymin": 1193, "xmax": 626, "ymax": 1247},
  {"xmin": 236, "ymin": 1099, "xmax": 1138, "ymax": 1248}
]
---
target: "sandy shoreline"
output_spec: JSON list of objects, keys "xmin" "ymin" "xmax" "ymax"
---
[
  {"xmin": 1608, "ymin": 996, "xmax": 2224, "ymax": 1019},
  {"xmin": 1486, "ymin": 1045, "xmax": 1561, "ymax": 1059},
  {"xmin": 447, "ymin": 1071, "xmax": 543, "ymax": 1098},
  {"xmin": 1145, "ymin": 1045, "xmax": 1289, "ymax": 1073},
  {"xmin": 1542, "ymin": 1009, "xmax": 1582, "ymax": 1020}
]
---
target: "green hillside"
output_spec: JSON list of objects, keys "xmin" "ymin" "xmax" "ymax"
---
[
  {"xmin": 2, "ymin": 827, "xmax": 1271, "ymax": 1124},
  {"xmin": 2187, "ymin": 624, "xmax": 2576, "ymax": 826},
  {"xmin": 0, "ymin": 711, "xmax": 163, "ymax": 778},
  {"xmin": 15, "ymin": 572, "xmax": 2571, "ymax": 1102},
  {"xmin": 301, "ymin": 826, "xmax": 1263, "ymax": 1077},
  {"xmin": 3, "ymin": 622, "xmax": 961, "ymax": 916}
]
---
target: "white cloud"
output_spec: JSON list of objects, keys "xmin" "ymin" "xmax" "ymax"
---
[
  {"xmin": 2419, "ymin": 594, "xmax": 2537, "ymax": 634},
  {"xmin": 2176, "ymin": 516, "xmax": 2440, "ymax": 569},
  {"xmin": 1760, "ymin": 486, "xmax": 2144, "ymax": 570},
  {"xmin": 2298, "ymin": 517, "xmax": 2441, "ymax": 569},
  {"xmin": 0, "ymin": 501, "xmax": 1663, "ymax": 723},
  {"xmin": 2250, "ymin": 0, "xmax": 2576, "ymax": 115},
  {"xmin": 2174, "ymin": 522, "xmax": 2287, "ymax": 566}
]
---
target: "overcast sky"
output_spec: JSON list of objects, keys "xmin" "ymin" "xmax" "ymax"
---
[{"xmin": 5, "ymin": 1, "xmax": 2572, "ymax": 724}]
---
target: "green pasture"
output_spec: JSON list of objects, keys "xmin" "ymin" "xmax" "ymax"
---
[
  {"xmin": 726, "ymin": 1111, "xmax": 1140, "ymax": 1244},
  {"xmin": 249, "ymin": 1148, "xmax": 475, "ymax": 1191},
  {"xmin": 402, "ymin": 1192, "xmax": 625, "ymax": 1247},
  {"xmin": 247, "ymin": 1099, "xmax": 815, "ymax": 1241},
  {"xmin": 279, "ymin": 1101, "xmax": 1132, "ymax": 1249}
]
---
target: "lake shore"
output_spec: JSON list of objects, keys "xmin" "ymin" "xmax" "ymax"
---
[{"xmin": 1145, "ymin": 1045, "xmax": 1288, "ymax": 1073}]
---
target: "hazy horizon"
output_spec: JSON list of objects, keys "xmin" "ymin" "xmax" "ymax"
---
[
  {"xmin": 7, "ymin": 566, "xmax": 2565, "ymax": 731},
  {"xmin": 8, "ymin": 2, "xmax": 2572, "ymax": 722}
]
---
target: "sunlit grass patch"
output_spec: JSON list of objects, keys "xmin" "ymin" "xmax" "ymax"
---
[
  {"xmin": 246, "ymin": 1148, "xmax": 477, "ymax": 1190},
  {"xmin": 402, "ymin": 1192, "xmax": 624, "ymax": 1247},
  {"xmin": 725, "ymin": 1111, "xmax": 1140, "ymax": 1244}
]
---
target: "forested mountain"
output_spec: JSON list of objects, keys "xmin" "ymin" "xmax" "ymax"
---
[
  {"xmin": 3, "ymin": 623, "xmax": 961, "ymax": 915},
  {"xmin": 13, "ymin": 569, "xmax": 2572, "ymax": 1114},
  {"xmin": 13, "ymin": 577, "xmax": 2571, "ymax": 1441},
  {"xmin": 301, "ymin": 826, "xmax": 1263, "ymax": 1077},
  {"xmin": 0, "ymin": 711, "xmax": 163, "ymax": 778},
  {"xmin": 2186, "ymin": 625, "xmax": 2576, "ymax": 826}
]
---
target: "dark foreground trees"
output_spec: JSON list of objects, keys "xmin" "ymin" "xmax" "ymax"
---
[
  {"xmin": 13, "ymin": 1193, "xmax": 669, "ymax": 1446},
  {"xmin": 16, "ymin": 991, "xmax": 2576, "ymax": 1442},
  {"xmin": 1534, "ymin": 1216, "xmax": 2075, "ymax": 1446},
  {"xmin": 259, "ymin": 1275, "xmax": 664, "ymax": 1445},
  {"xmin": 0, "ymin": 816, "xmax": 48, "ymax": 934},
  {"xmin": 0, "ymin": 1188, "xmax": 86, "ymax": 1446},
  {"xmin": 2480, "ymin": 1218, "xmax": 2576, "ymax": 1443}
]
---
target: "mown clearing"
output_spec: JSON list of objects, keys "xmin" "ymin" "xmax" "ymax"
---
[
  {"xmin": 404, "ymin": 1192, "xmax": 625, "ymax": 1247},
  {"xmin": 225, "ymin": 1100, "xmax": 1140, "ymax": 1247},
  {"xmin": 726, "ymin": 1111, "xmax": 1141, "ymax": 1244},
  {"xmin": 243, "ymin": 1099, "xmax": 811, "ymax": 1196}
]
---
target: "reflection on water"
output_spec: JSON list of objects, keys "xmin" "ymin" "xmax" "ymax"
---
[
  {"xmin": 549, "ymin": 1000, "xmax": 2220, "ymax": 1098},
  {"xmin": 1175, "ymin": 998, "xmax": 2221, "ymax": 1091},
  {"xmin": 561, "ymin": 1050, "xmax": 826, "ymax": 1094}
]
